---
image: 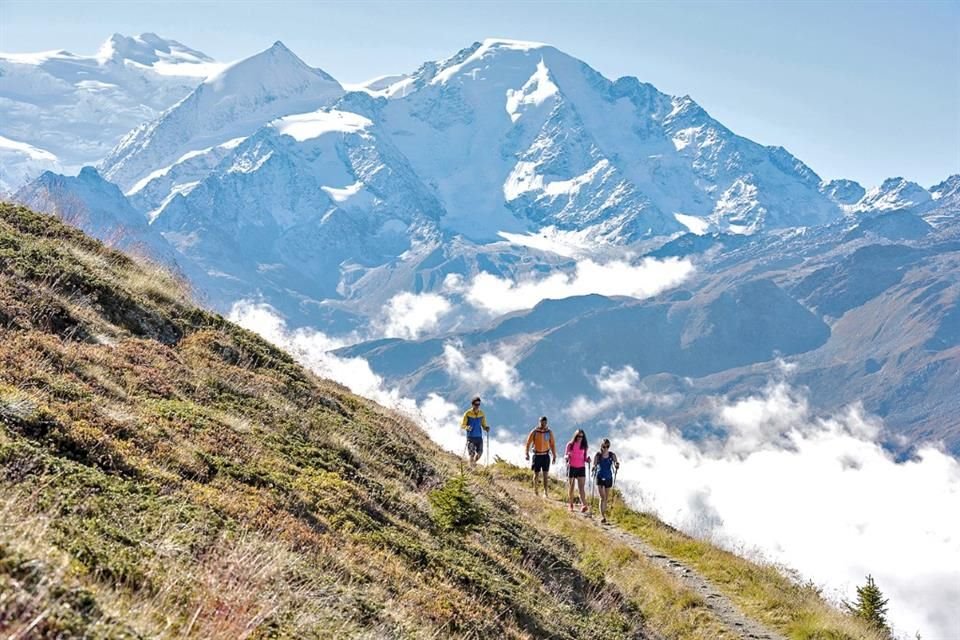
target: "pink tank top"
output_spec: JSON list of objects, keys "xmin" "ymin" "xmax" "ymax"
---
[{"xmin": 566, "ymin": 442, "xmax": 588, "ymax": 468}]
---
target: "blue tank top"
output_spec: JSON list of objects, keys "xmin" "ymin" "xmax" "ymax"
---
[{"xmin": 597, "ymin": 454, "xmax": 615, "ymax": 480}]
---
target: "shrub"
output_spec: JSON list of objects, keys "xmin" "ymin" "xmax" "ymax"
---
[{"xmin": 428, "ymin": 475, "xmax": 484, "ymax": 533}]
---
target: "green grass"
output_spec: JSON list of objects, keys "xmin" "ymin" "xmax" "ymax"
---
[
  {"xmin": 0, "ymin": 202, "xmax": 882, "ymax": 640},
  {"xmin": 0, "ymin": 203, "xmax": 653, "ymax": 639},
  {"xmin": 608, "ymin": 498, "xmax": 887, "ymax": 640}
]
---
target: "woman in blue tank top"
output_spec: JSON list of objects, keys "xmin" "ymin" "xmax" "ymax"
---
[{"xmin": 592, "ymin": 438, "xmax": 620, "ymax": 524}]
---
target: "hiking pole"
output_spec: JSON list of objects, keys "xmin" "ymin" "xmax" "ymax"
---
[
  {"xmin": 590, "ymin": 467, "xmax": 597, "ymax": 517},
  {"xmin": 610, "ymin": 467, "xmax": 618, "ymax": 516},
  {"xmin": 485, "ymin": 429, "xmax": 490, "ymax": 467}
]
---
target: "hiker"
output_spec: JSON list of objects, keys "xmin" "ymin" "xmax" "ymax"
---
[
  {"xmin": 593, "ymin": 438, "xmax": 620, "ymax": 524},
  {"xmin": 524, "ymin": 416, "xmax": 556, "ymax": 497},
  {"xmin": 565, "ymin": 429, "xmax": 590, "ymax": 512},
  {"xmin": 461, "ymin": 396, "xmax": 489, "ymax": 469}
]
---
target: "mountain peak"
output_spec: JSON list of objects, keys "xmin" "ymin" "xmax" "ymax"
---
[
  {"xmin": 95, "ymin": 32, "xmax": 214, "ymax": 66},
  {"xmin": 205, "ymin": 40, "xmax": 337, "ymax": 88},
  {"xmin": 481, "ymin": 37, "xmax": 551, "ymax": 50},
  {"xmin": 821, "ymin": 179, "xmax": 866, "ymax": 206},
  {"xmin": 857, "ymin": 176, "xmax": 931, "ymax": 213},
  {"xmin": 78, "ymin": 165, "xmax": 102, "ymax": 181},
  {"xmin": 930, "ymin": 174, "xmax": 960, "ymax": 198}
]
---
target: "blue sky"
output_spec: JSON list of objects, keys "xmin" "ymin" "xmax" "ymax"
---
[{"xmin": 1, "ymin": 0, "xmax": 958, "ymax": 187}]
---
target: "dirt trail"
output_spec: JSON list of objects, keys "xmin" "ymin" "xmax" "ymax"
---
[{"xmin": 595, "ymin": 519, "xmax": 788, "ymax": 640}]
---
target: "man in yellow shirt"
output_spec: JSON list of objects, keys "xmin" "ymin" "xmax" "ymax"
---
[
  {"xmin": 461, "ymin": 396, "xmax": 489, "ymax": 469},
  {"xmin": 525, "ymin": 416, "xmax": 557, "ymax": 497}
]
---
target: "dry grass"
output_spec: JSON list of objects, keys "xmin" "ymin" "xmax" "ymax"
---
[
  {"xmin": 609, "ymin": 501, "xmax": 889, "ymax": 640},
  {"xmin": 0, "ymin": 203, "xmax": 656, "ymax": 639},
  {"xmin": 503, "ymin": 481, "xmax": 739, "ymax": 640},
  {"xmin": 0, "ymin": 202, "xmax": 883, "ymax": 639}
]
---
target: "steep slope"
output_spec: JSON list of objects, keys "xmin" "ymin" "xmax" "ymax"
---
[
  {"xmin": 100, "ymin": 41, "xmax": 344, "ymax": 195},
  {"xmin": 0, "ymin": 202, "xmax": 644, "ymax": 638},
  {"xmin": 0, "ymin": 33, "xmax": 217, "ymax": 186},
  {"xmin": 0, "ymin": 203, "xmax": 886, "ymax": 639}
]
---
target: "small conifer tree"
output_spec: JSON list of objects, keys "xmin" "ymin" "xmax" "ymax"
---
[
  {"xmin": 428, "ymin": 475, "xmax": 485, "ymax": 533},
  {"xmin": 844, "ymin": 574, "xmax": 891, "ymax": 636}
]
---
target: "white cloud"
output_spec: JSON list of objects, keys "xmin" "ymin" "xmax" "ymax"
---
[
  {"xmin": 567, "ymin": 365, "xmax": 680, "ymax": 422},
  {"xmin": 600, "ymin": 382, "xmax": 960, "ymax": 640},
  {"xmin": 231, "ymin": 301, "xmax": 960, "ymax": 638},
  {"xmin": 376, "ymin": 291, "xmax": 453, "ymax": 339},
  {"xmin": 443, "ymin": 343, "xmax": 525, "ymax": 400},
  {"xmin": 229, "ymin": 301, "xmax": 382, "ymax": 398},
  {"xmin": 465, "ymin": 257, "xmax": 694, "ymax": 315},
  {"xmin": 229, "ymin": 301, "xmax": 528, "ymax": 464}
]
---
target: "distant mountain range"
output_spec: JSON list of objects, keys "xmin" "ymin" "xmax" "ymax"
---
[
  {"xmin": 4, "ymin": 34, "xmax": 958, "ymax": 452},
  {"xmin": 0, "ymin": 33, "xmax": 223, "ymax": 193}
]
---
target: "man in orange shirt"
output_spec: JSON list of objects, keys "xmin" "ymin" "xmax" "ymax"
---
[{"xmin": 524, "ymin": 416, "xmax": 557, "ymax": 497}]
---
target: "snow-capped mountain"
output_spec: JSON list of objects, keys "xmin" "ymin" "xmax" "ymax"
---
[
  {"xmin": 372, "ymin": 39, "xmax": 840, "ymax": 238},
  {"xmin": 0, "ymin": 33, "xmax": 220, "ymax": 190},
  {"xmin": 821, "ymin": 178, "xmax": 866, "ymax": 206},
  {"xmin": 100, "ymin": 41, "xmax": 344, "ymax": 196},
  {"xmin": 112, "ymin": 38, "xmax": 843, "ymax": 243},
  {"xmin": 924, "ymin": 175, "xmax": 960, "ymax": 228},
  {"xmin": 87, "ymin": 37, "xmax": 851, "ymax": 321},
  {"xmin": 151, "ymin": 101, "xmax": 444, "ymax": 308},
  {"xmin": 854, "ymin": 177, "xmax": 932, "ymax": 213}
]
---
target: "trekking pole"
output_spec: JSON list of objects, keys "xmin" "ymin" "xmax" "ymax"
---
[
  {"xmin": 485, "ymin": 429, "xmax": 490, "ymax": 467},
  {"xmin": 590, "ymin": 468, "xmax": 597, "ymax": 516},
  {"xmin": 611, "ymin": 467, "xmax": 618, "ymax": 516}
]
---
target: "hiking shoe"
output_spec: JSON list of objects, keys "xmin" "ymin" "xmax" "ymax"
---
[
  {"xmin": 580, "ymin": 505, "xmax": 589, "ymax": 513},
  {"xmin": 568, "ymin": 503, "xmax": 574, "ymax": 512},
  {"xmin": 601, "ymin": 517, "xmax": 607, "ymax": 524}
]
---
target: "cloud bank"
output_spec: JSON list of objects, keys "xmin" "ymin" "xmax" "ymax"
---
[
  {"xmin": 377, "ymin": 291, "xmax": 453, "ymax": 339},
  {"xmin": 463, "ymin": 257, "xmax": 694, "ymax": 315},
  {"xmin": 232, "ymin": 301, "xmax": 959, "ymax": 639},
  {"xmin": 602, "ymin": 381, "xmax": 960, "ymax": 639},
  {"xmin": 228, "ymin": 302, "xmax": 528, "ymax": 460},
  {"xmin": 567, "ymin": 365, "xmax": 680, "ymax": 422}
]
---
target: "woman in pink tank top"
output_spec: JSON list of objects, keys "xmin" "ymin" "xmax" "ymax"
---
[{"xmin": 565, "ymin": 429, "xmax": 590, "ymax": 513}]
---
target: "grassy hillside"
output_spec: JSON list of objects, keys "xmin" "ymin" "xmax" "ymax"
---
[{"xmin": 0, "ymin": 202, "xmax": 883, "ymax": 639}]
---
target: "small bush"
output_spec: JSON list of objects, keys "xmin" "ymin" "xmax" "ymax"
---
[{"xmin": 428, "ymin": 475, "xmax": 484, "ymax": 533}]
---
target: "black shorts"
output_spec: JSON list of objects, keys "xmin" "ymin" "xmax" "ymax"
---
[
  {"xmin": 531, "ymin": 453, "xmax": 551, "ymax": 473},
  {"xmin": 467, "ymin": 437, "xmax": 483, "ymax": 457},
  {"xmin": 568, "ymin": 466, "xmax": 586, "ymax": 479},
  {"xmin": 597, "ymin": 477, "xmax": 613, "ymax": 488}
]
